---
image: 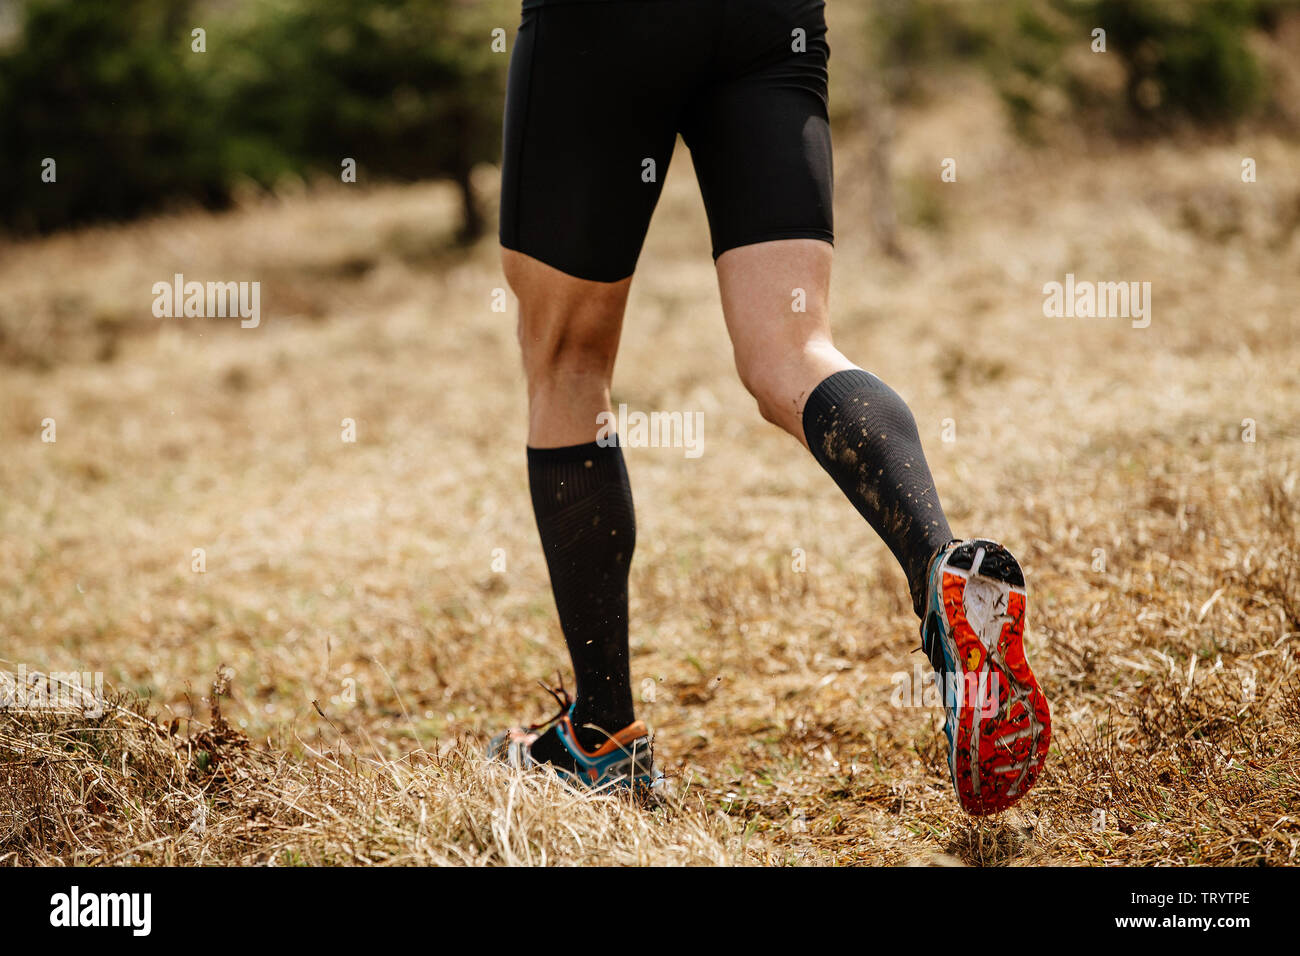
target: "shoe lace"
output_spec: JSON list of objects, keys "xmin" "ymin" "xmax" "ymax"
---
[{"xmin": 525, "ymin": 675, "xmax": 574, "ymax": 733}]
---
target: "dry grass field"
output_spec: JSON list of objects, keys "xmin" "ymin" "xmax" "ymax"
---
[{"xmin": 1, "ymin": 72, "xmax": 1298, "ymax": 866}]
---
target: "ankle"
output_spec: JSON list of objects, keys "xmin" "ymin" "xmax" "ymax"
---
[{"xmin": 571, "ymin": 700, "xmax": 635, "ymax": 748}]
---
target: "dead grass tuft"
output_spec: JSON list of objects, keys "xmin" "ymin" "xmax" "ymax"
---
[{"xmin": 0, "ymin": 671, "xmax": 740, "ymax": 866}]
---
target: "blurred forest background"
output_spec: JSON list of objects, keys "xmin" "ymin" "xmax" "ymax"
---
[
  {"xmin": 0, "ymin": 0, "xmax": 505, "ymax": 237},
  {"xmin": 2, "ymin": 0, "xmax": 1298, "ymax": 242}
]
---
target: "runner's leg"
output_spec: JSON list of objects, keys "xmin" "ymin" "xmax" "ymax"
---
[
  {"xmin": 716, "ymin": 240, "xmax": 954, "ymax": 616},
  {"xmin": 499, "ymin": 1, "xmax": 706, "ymax": 759},
  {"xmin": 684, "ymin": 0, "xmax": 953, "ymax": 616}
]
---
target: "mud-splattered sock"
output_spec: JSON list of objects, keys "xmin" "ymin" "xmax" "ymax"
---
[{"xmin": 802, "ymin": 369, "xmax": 954, "ymax": 618}]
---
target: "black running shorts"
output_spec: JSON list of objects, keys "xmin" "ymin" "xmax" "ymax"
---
[{"xmin": 499, "ymin": 0, "xmax": 833, "ymax": 282}]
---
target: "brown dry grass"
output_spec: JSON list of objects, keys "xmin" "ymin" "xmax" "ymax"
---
[{"xmin": 1, "ymin": 70, "xmax": 1298, "ymax": 866}]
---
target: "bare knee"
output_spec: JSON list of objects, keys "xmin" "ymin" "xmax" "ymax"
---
[
  {"xmin": 734, "ymin": 335, "xmax": 853, "ymax": 436},
  {"xmin": 523, "ymin": 325, "xmax": 620, "ymax": 394},
  {"xmin": 518, "ymin": 303, "xmax": 623, "ymax": 393},
  {"xmin": 735, "ymin": 357, "xmax": 785, "ymax": 426},
  {"xmin": 502, "ymin": 249, "xmax": 631, "ymax": 390}
]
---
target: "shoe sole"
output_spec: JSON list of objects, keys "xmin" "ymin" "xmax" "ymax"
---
[{"xmin": 931, "ymin": 539, "xmax": 1051, "ymax": 815}]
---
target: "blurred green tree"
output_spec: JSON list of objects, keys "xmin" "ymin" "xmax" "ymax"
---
[
  {"xmin": 0, "ymin": 0, "xmax": 508, "ymax": 238},
  {"xmin": 999, "ymin": 0, "xmax": 1272, "ymax": 136},
  {"xmin": 0, "ymin": 0, "xmax": 223, "ymax": 231},
  {"xmin": 1080, "ymin": 0, "xmax": 1266, "ymax": 125},
  {"xmin": 212, "ymin": 0, "xmax": 505, "ymax": 241}
]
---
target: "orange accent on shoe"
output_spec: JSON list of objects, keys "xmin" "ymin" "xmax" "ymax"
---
[{"xmin": 559, "ymin": 717, "xmax": 649, "ymax": 758}]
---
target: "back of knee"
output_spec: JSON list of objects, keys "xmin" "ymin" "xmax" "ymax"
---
[
  {"xmin": 735, "ymin": 360, "xmax": 784, "ymax": 425},
  {"xmin": 520, "ymin": 309, "xmax": 621, "ymax": 389}
]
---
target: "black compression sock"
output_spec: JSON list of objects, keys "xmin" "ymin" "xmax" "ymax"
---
[
  {"xmin": 527, "ymin": 439, "xmax": 637, "ymax": 759},
  {"xmin": 802, "ymin": 369, "xmax": 954, "ymax": 618}
]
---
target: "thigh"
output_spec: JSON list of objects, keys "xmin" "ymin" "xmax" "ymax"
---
[
  {"xmin": 679, "ymin": 0, "xmax": 833, "ymax": 260},
  {"xmin": 499, "ymin": 1, "xmax": 709, "ymax": 283}
]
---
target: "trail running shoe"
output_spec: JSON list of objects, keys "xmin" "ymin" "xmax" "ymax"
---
[
  {"xmin": 920, "ymin": 539, "xmax": 1051, "ymax": 815},
  {"xmin": 487, "ymin": 684, "xmax": 662, "ymax": 795}
]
